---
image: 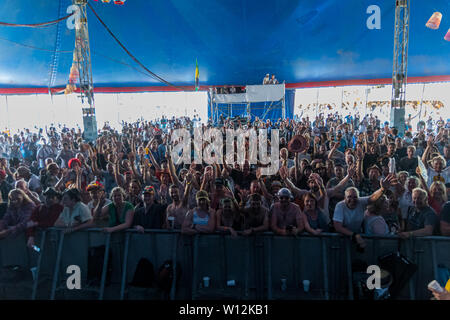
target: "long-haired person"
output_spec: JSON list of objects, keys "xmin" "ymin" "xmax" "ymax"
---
[
  {"xmin": 100, "ymin": 187, "xmax": 134, "ymax": 233},
  {"xmin": 0, "ymin": 189, "xmax": 35, "ymax": 239},
  {"xmin": 182, "ymin": 190, "xmax": 216, "ymax": 235}
]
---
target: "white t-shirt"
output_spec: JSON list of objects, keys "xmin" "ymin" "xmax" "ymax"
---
[
  {"xmin": 426, "ymin": 167, "xmax": 450, "ymax": 187},
  {"xmin": 333, "ymin": 196, "xmax": 370, "ymax": 233},
  {"xmin": 56, "ymin": 202, "xmax": 92, "ymax": 227}
]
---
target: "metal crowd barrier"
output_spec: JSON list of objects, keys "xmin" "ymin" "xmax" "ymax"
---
[{"xmin": 0, "ymin": 229, "xmax": 449, "ymax": 300}]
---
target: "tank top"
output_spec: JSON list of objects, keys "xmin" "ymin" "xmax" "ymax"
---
[{"xmin": 193, "ymin": 210, "xmax": 209, "ymax": 226}]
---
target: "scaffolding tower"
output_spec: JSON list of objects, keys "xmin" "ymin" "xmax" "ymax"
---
[
  {"xmin": 390, "ymin": 0, "xmax": 410, "ymax": 135},
  {"xmin": 74, "ymin": 0, "xmax": 97, "ymax": 141}
]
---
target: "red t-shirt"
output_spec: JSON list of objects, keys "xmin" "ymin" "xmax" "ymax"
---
[{"xmin": 26, "ymin": 203, "xmax": 64, "ymax": 237}]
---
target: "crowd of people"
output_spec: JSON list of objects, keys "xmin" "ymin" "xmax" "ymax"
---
[
  {"xmin": 0, "ymin": 112, "xmax": 449, "ymax": 263},
  {"xmin": 263, "ymin": 74, "xmax": 279, "ymax": 85}
]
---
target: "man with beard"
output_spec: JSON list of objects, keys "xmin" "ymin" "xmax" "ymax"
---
[
  {"xmin": 358, "ymin": 164, "xmax": 383, "ymax": 197},
  {"xmin": 398, "ymin": 188, "xmax": 437, "ymax": 238},
  {"xmin": 240, "ymin": 193, "xmax": 269, "ymax": 236},
  {"xmin": 26, "ymin": 187, "xmax": 64, "ymax": 248},
  {"xmin": 215, "ymin": 197, "xmax": 243, "ymax": 237},
  {"xmin": 133, "ymin": 186, "xmax": 168, "ymax": 232},
  {"xmin": 327, "ymin": 163, "xmax": 355, "ymax": 218},
  {"xmin": 210, "ymin": 178, "xmax": 234, "ymax": 210},
  {"xmin": 333, "ymin": 174, "xmax": 397, "ymax": 249},
  {"xmin": 165, "ymin": 183, "xmax": 190, "ymax": 230},
  {"xmin": 398, "ymin": 146, "xmax": 418, "ymax": 176},
  {"xmin": 270, "ymin": 188, "xmax": 304, "ymax": 236}
]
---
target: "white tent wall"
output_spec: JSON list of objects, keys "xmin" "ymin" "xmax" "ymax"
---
[
  {"xmin": 0, "ymin": 91, "xmax": 208, "ymax": 134},
  {"xmin": 294, "ymin": 83, "xmax": 450, "ymax": 130}
]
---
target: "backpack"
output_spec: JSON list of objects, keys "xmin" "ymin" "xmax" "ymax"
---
[
  {"xmin": 156, "ymin": 260, "xmax": 181, "ymax": 296},
  {"xmin": 129, "ymin": 258, "xmax": 155, "ymax": 288}
]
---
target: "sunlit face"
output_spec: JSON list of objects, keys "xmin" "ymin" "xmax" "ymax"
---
[
  {"xmin": 412, "ymin": 191, "xmax": 426, "ymax": 208},
  {"xmin": 112, "ymin": 191, "xmax": 124, "ymax": 205},
  {"xmin": 433, "ymin": 159, "xmax": 444, "ymax": 172},
  {"xmin": 398, "ymin": 173, "xmax": 408, "ymax": 186},
  {"xmin": 407, "ymin": 148, "xmax": 414, "ymax": 158},
  {"xmin": 304, "ymin": 195, "xmax": 316, "ymax": 211},
  {"xmin": 345, "ymin": 189, "xmax": 358, "ymax": 209}
]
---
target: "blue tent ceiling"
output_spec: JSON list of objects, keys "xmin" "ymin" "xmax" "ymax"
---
[{"xmin": 0, "ymin": 0, "xmax": 449, "ymax": 89}]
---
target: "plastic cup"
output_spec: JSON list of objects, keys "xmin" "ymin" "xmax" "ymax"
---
[
  {"xmin": 203, "ymin": 276, "xmax": 210, "ymax": 288},
  {"xmin": 167, "ymin": 216, "xmax": 175, "ymax": 229},
  {"xmin": 303, "ymin": 280, "xmax": 311, "ymax": 292},
  {"xmin": 281, "ymin": 278, "xmax": 287, "ymax": 291},
  {"xmin": 30, "ymin": 267, "xmax": 37, "ymax": 281}
]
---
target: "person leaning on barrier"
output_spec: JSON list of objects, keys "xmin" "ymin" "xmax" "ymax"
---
[
  {"xmin": 165, "ymin": 181, "xmax": 191, "ymax": 230},
  {"xmin": 398, "ymin": 188, "xmax": 437, "ymax": 239},
  {"xmin": 215, "ymin": 197, "xmax": 243, "ymax": 237},
  {"xmin": 87, "ymin": 181, "xmax": 112, "ymax": 227},
  {"xmin": 181, "ymin": 190, "xmax": 216, "ymax": 235},
  {"xmin": 240, "ymin": 193, "xmax": 269, "ymax": 236},
  {"xmin": 363, "ymin": 199, "xmax": 389, "ymax": 236},
  {"xmin": 333, "ymin": 174, "xmax": 397, "ymax": 248},
  {"xmin": 440, "ymin": 201, "xmax": 450, "ymax": 236},
  {"xmin": 133, "ymin": 186, "xmax": 167, "ymax": 233},
  {"xmin": 26, "ymin": 187, "xmax": 64, "ymax": 248},
  {"xmin": 53, "ymin": 188, "xmax": 93, "ymax": 234},
  {"xmin": 0, "ymin": 189, "xmax": 35, "ymax": 239},
  {"xmin": 270, "ymin": 188, "xmax": 304, "ymax": 236},
  {"xmin": 99, "ymin": 186, "xmax": 135, "ymax": 233},
  {"xmin": 301, "ymin": 192, "xmax": 329, "ymax": 235}
]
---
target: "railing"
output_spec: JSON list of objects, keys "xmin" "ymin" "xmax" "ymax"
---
[{"xmin": 0, "ymin": 229, "xmax": 449, "ymax": 300}]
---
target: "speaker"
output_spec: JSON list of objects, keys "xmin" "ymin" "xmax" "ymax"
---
[{"xmin": 82, "ymin": 108, "xmax": 98, "ymax": 141}]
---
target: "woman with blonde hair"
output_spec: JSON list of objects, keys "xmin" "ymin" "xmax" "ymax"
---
[
  {"xmin": 428, "ymin": 181, "xmax": 447, "ymax": 217},
  {"xmin": 0, "ymin": 189, "xmax": 35, "ymax": 239},
  {"xmin": 99, "ymin": 186, "xmax": 134, "ymax": 233}
]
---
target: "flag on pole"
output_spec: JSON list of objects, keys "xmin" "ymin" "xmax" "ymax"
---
[{"xmin": 195, "ymin": 59, "xmax": 199, "ymax": 91}]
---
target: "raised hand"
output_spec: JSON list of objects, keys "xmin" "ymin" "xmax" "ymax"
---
[
  {"xmin": 427, "ymin": 135, "xmax": 434, "ymax": 148},
  {"xmin": 256, "ymin": 167, "xmax": 262, "ymax": 180},
  {"xmin": 347, "ymin": 164, "xmax": 356, "ymax": 177},
  {"xmin": 381, "ymin": 173, "xmax": 396, "ymax": 190},
  {"xmin": 279, "ymin": 165, "xmax": 288, "ymax": 180}
]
